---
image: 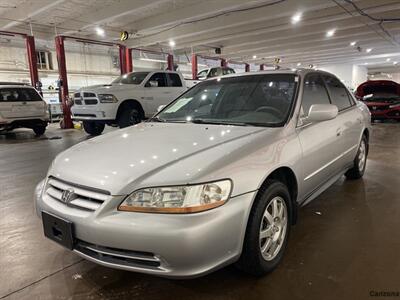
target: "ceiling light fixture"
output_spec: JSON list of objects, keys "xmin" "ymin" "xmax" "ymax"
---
[
  {"xmin": 291, "ymin": 12, "xmax": 302, "ymax": 24},
  {"xmin": 169, "ymin": 40, "xmax": 175, "ymax": 47},
  {"xmin": 366, "ymin": 48, "xmax": 372, "ymax": 53},
  {"xmin": 350, "ymin": 41, "xmax": 356, "ymax": 46},
  {"xmin": 326, "ymin": 29, "xmax": 336, "ymax": 37},
  {"xmin": 253, "ymin": 55, "xmax": 257, "ymax": 59},
  {"xmin": 394, "ymin": 61, "xmax": 398, "ymax": 65},
  {"xmin": 297, "ymin": 62, "xmax": 301, "ymax": 66},
  {"xmin": 386, "ymin": 58, "xmax": 391, "ymax": 62},
  {"xmin": 95, "ymin": 27, "xmax": 105, "ymax": 36}
]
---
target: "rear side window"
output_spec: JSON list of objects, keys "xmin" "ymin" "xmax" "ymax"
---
[
  {"xmin": 301, "ymin": 74, "xmax": 331, "ymax": 116},
  {"xmin": 323, "ymin": 75, "xmax": 352, "ymax": 111},
  {"xmin": 222, "ymin": 68, "xmax": 235, "ymax": 75},
  {"xmin": 147, "ymin": 73, "xmax": 167, "ymax": 87},
  {"xmin": 0, "ymin": 88, "xmax": 42, "ymax": 102},
  {"xmin": 167, "ymin": 73, "xmax": 183, "ymax": 87}
]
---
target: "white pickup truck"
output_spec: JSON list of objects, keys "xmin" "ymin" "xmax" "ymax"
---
[{"xmin": 71, "ymin": 70, "xmax": 187, "ymax": 135}]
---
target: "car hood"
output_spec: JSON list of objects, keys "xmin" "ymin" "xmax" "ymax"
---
[
  {"xmin": 49, "ymin": 123, "xmax": 269, "ymax": 195},
  {"xmin": 78, "ymin": 84, "xmax": 140, "ymax": 93}
]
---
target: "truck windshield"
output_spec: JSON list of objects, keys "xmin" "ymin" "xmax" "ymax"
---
[
  {"xmin": 155, "ymin": 74, "xmax": 298, "ymax": 127},
  {"xmin": 111, "ymin": 72, "xmax": 149, "ymax": 84}
]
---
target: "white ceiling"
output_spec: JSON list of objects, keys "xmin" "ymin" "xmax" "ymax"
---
[{"xmin": 0, "ymin": 0, "xmax": 399, "ymax": 71}]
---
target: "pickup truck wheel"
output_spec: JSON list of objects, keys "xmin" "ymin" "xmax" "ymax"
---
[
  {"xmin": 33, "ymin": 126, "xmax": 46, "ymax": 136},
  {"xmin": 83, "ymin": 121, "xmax": 105, "ymax": 136},
  {"xmin": 118, "ymin": 107, "xmax": 142, "ymax": 128},
  {"xmin": 345, "ymin": 135, "xmax": 368, "ymax": 179},
  {"xmin": 236, "ymin": 179, "xmax": 291, "ymax": 276}
]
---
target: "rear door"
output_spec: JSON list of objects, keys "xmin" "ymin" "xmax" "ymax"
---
[
  {"xmin": 296, "ymin": 73, "xmax": 344, "ymax": 197},
  {"xmin": 322, "ymin": 75, "xmax": 361, "ymax": 169},
  {"xmin": 166, "ymin": 73, "xmax": 187, "ymax": 97},
  {"xmin": 0, "ymin": 87, "xmax": 46, "ymax": 119},
  {"xmin": 143, "ymin": 72, "xmax": 170, "ymax": 115}
]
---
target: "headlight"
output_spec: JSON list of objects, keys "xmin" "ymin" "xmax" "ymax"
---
[
  {"xmin": 98, "ymin": 94, "xmax": 118, "ymax": 103},
  {"xmin": 34, "ymin": 179, "xmax": 46, "ymax": 201},
  {"xmin": 119, "ymin": 180, "xmax": 232, "ymax": 213},
  {"xmin": 389, "ymin": 104, "xmax": 400, "ymax": 109}
]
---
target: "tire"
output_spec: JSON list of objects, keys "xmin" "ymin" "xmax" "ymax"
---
[
  {"xmin": 236, "ymin": 179, "xmax": 292, "ymax": 276},
  {"xmin": 33, "ymin": 126, "xmax": 46, "ymax": 136},
  {"xmin": 345, "ymin": 135, "xmax": 368, "ymax": 180},
  {"xmin": 83, "ymin": 121, "xmax": 105, "ymax": 136},
  {"xmin": 118, "ymin": 106, "xmax": 142, "ymax": 128}
]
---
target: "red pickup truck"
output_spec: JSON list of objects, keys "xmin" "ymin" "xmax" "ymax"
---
[{"xmin": 356, "ymin": 80, "xmax": 400, "ymax": 122}]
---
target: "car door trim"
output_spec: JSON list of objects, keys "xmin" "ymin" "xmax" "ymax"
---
[{"xmin": 304, "ymin": 144, "xmax": 358, "ymax": 181}]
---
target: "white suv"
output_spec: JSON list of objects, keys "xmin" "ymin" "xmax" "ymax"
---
[
  {"xmin": 0, "ymin": 83, "xmax": 49, "ymax": 136},
  {"xmin": 71, "ymin": 70, "xmax": 187, "ymax": 135}
]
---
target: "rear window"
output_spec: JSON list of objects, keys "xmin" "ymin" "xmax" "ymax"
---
[{"xmin": 0, "ymin": 88, "xmax": 42, "ymax": 102}]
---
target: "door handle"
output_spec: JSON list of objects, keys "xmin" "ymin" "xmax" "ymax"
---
[{"xmin": 336, "ymin": 128, "xmax": 342, "ymax": 137}]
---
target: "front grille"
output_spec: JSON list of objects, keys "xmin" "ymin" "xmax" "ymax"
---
[
  {"xmin": 45, "ymin": 177, "xmax": 110, "ymax": 211},
  {"xmin": 370, "ymin": 105, "xmax": 389, "ymax": 111},
  {"xmin": 84, "ymin": 99, "xmax": 98, "ymax": 105},
  {"xmin": 387, "ymin": 110, "xmax": 400, "ymax": 117},
  {"xmin": 83, "ymin": 92, "xmax": 96, "ymax": 97},
  {"xmin": 75, "ymin": 240, "xmax": 162, "ymax": 270}
]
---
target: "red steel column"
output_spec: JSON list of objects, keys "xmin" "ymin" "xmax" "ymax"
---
[
  {"xmin": 259, "ymin": 64, "xmax": 264, "ymax": 71},
  {"xmin": 167, "ymin": 54, "xmax": 174, "ymax": 71},
  {"xmin": 245, "ymin": 63, "xmax": 250, "ymax": 72},
  {"xmin": 124, "ymin": 47, "xmax": 133, "ymax": 73},
  {"xmin": 119, "ymin": 45, "xmax": 126, "ymax": 74},
  {"xmin": 55, "ymin": 36, "xmax": 73, "ymax": 129},
  {"xmin": 191, "ymin": 54, "xmax": 198, "ymax": 80},
  {"xmin": 220, "ymin": 58, "xmax": 227, "ymax": 67},
  {"xmin": 25, "ymin": 36, "xmax": 40, "ymax": 92}
]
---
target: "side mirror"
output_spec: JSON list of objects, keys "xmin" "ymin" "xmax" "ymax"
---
[
  {"xmin": 307, "ymin": 104, "xmax": 338, "ymax": 122},
  {"xmin": 157, "ymin": 105, "xmax": 166, "ymax": 112},
  {"xmin": 148, "ymin": 80, "xmax": 158, "ymax": 87}
]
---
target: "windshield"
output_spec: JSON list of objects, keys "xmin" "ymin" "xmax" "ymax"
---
[
  {"xmin": 111, "ymin": 72, "xmax": 149, "ymax": 84},
  {"xmin": 155, "ymin": 74, "xmax": 298, "ymax": 127}
]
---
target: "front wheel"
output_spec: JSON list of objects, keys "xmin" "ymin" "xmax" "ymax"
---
[
  {"xmin": 82, "ymin": 121, "xmax": 105, "ymax": 136},
  {"xmin": 33, "ymin": 125, "xmax": 46, "ymax": 136},
  {"xmin": 345, "ymin": 135, "xmax": 368, "ymax": 179},
  {"xmin": 236, "ymin": 180, "xmax": 291, "ymax": 276}
]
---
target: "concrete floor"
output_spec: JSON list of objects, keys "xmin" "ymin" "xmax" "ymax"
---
[{"xmin": 0, "ymin": 122, "xmax": 399, "ymax": 300}]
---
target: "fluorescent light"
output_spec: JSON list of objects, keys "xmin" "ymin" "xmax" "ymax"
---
[
  {"xmin": 364, "ymin": 62, "xmax": 369, "ymax": 65},
  {"xmin": 297, "ymin": 62, "xmax": 301, "ymax": 66},
  {"xmin": 394, "ymin": 61, "xmax": 398, "ymax": 65},
  {"xmin": 366, "ymin": 48, "xmax": 372, "ymax": 53},
  {"xmin": 350, "ymin": 41, "xmax": 356, "ymax": 46},
  {"xmin": 252, "ymin": 55, "xmax": 257, "ymax": 59},
  {"xmin": 139, "ymin": 58, "xmax": 167, "ymax": 63},
  {"xmin": 386, "ymin": 58, "xmax": 391, "ymax": 62},
  {"xmin": 169, "ymin": 40, "xmax": 175, "ymax": 47},
  {"xmin": 291, "ymin": 13, "xmax": 302, "ymax": 24},
  {"xmin": 95, "ymin": 27, "xmax": 105, "ymax": 36},
  {"xmin": 326, "ymin": 29, "xmax": 336, "ymax": 37}
]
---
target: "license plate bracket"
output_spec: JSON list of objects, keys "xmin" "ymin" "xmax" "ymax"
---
[{"xmin": 42, "ymin": 211, "xmax": 74, "ymax": 250}]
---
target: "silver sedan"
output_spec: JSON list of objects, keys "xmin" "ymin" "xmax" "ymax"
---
[{"xmin": 35, "ymin": 69, "xmax": 371, "ymax": 278}]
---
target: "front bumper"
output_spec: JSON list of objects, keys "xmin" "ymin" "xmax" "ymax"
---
[
  {"xmin": 71, "ymin": 104, "xmax": 117, "ymax": 121},
  {"xmin": 35, "ymin": 182, "xmax": 255, "ymax": 278},
  {"xmin": 368, "ymin": 106, "xmax": 400, "ymax": 120}
]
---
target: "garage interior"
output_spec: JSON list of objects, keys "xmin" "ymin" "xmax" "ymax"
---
[{"xmin": 0, "ymin": 0, "xmax": 399, "ymax": 299}]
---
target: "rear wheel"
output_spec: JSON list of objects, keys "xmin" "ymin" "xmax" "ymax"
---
[
  {"xmin": 33, "ymin": 125, "xmax": 46, "ymax": 136},
  {"xmin": 345, "ymin": 135, "xmax": 368, "ymax": 179},
  {"xmin": 236, "ymin": 180, "xmax": 291, "ymax": 276},
  {"xmin": 118, "ymin": 106, "xmax": 142, "ymax": 128},
  {"xmin": 82, "ymin": 121, "xmax": 105, "ymax": 136}
]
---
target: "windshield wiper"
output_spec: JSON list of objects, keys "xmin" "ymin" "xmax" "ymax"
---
[
  {"xmin": 190, "ymin": 119, "xmax": 251, "ymax": 126},
  {"xmin": 147, "ymin": 116, "xmax": 166, "ymax": 122}
]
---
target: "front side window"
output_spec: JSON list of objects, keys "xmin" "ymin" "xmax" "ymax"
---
[
  {"xmin": 146, "ymin": 73, "xmax": 167, "ymax": 87},
  {"xmin": 156, "ymin": 74, "xmax": 298, "ymax": 127},
  {"xmin": 197, "ymin": 69, "xmax": 208, "ymax": 78},
  {"xmin": 301, "ymin": 73, "xmax": 331, "ymax": 116},
  {"xmin": 323, "ymin": 75, "xmax": 352, "ymax": 111},
  {"xmin": 222, "ymin": 68, "xmax": 235, "ymax": 75},
  {"xmin": 0, "ymin": 88, "xmax": 42, "ymax": 102}
]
